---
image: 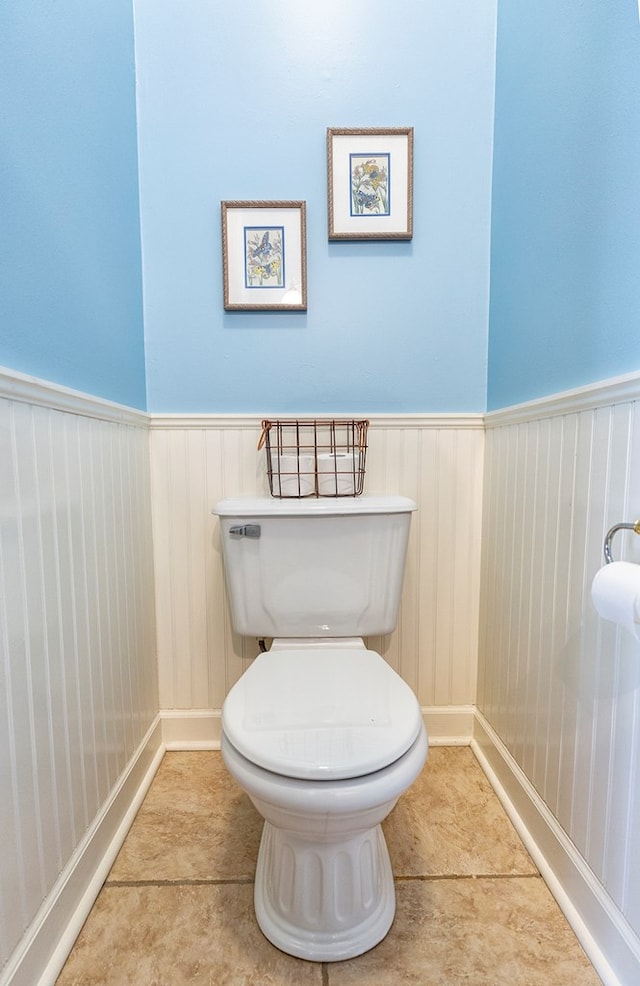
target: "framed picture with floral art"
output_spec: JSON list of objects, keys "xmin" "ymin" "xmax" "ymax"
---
[
  {"xmin": 327, "ymin": 128, "xmax": 413, "ymax": 240},
  {"xmin": 221, "ymin": 201, "xmax": 307, "ymax": 310}
]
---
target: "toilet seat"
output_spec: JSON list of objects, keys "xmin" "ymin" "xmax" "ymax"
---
[{"xmin": 222, "ymin": 647, "xmax": 423, "ymax": 781}]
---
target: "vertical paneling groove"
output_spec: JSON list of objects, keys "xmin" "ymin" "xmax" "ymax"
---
[
  {"xmin": 497, "ymin": 422, "xmax": 511, "ymax": 743},
  {"xmin": 12, "ymin": 402, "xmax": 49, "ymax": 905},
  {"xmin": 59, "ymin": 414, "xmax": 88, "ymax": 843},
  {"xmin": 0, "ymin": 400, "xmax": 29, "ymax": 944},
  {"xmin": 167, "ymin": 432, "xmax": 182, "ymax": 708},
  {"xmin": 477, "ymin": 429, "xmax": 493, "ymax": 717},
  {"xmin": 583, "ymin": 408, "xmax": 614, "ymax": 875},
  {"xmin": 480, "ymin": 394, "xmax": 640, "ymax": 941},
  {"xmin": 69, "ymin": 416, "xmax": 94, "ymax": 823},
  {"xmin": 46, "ymin": 409, "xmax": 74, "ymax": 862},
  {"xmin": 554, "ymin": 413, "xmax": 580, "ymax": 825},
  {"xmin": 0, "ymin": 394, "xmax": 158, "ymax": 971},
  {"xmin": 97, "ymin": 421, "xmax": 114, "ymax": 785},
  {"xmin": 505, "ymin": 424, "xmax": 522, "ymax": 752},
  {"xmin": 420, "ymin": 430, "xmax": 439, "ymax": 705},
  {"xmin": 150, "ymin": 419, "xmax": 484, "ymax": 713},
  {"xmin": 544, "ymin": 416, "xmax": 572, "ymax": 816},
  {"xmin": 150, "ymin": 429, "xmax": 172, "ymax": 707},
  {"xmin": 204, "ymin": 430, "xmax": 225, "ymax": 703},
  {"xmin": 606, "ymin": 404, "xmax": 640, "ymax": 903},
  {"xmin": 621, "ymin": 403, "xmax": 640, "ymax": 921},
  {"xmin": 436, "ymin": 429, "xmax": 454, "ymax": 706}
]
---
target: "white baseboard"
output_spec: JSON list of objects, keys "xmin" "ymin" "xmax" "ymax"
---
[
  {"xmin": 472, "ymin": 711, "xmax": 640, "ymax": 986},
  {"xmin": 160, "ymin": 708, "xmax": 222, "ymax": 749},
  {"xmin": 423, "ymin": 705, "xmax": 475, "ymax": 745},
  {"xmin": 0, "ymin": 717, "xmax": 165, "ymax": 986}
]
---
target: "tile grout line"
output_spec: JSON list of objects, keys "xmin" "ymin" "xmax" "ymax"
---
[
  {"xmin": 104, "ymin": 872, "xmax": 540, "ymax": 889},
  {"xmin": 104, "ymin": 877, "xmax": 254, "ymax": 887},
  {"xmin": 396, "ymin": 871, "xmax": 541, "ymax": 882}
]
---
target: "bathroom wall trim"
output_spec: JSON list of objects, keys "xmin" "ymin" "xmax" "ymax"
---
[
  {"xmin": 161, "ymin": 709, "xmax": 223, "ymax": 749},
  {"xmin": 3, "ymin": 362, "xmax": 637, "ymax": 432},
  {"xmin": 0, "ymin": 366, "xmax": 484, "ymax": 432},
  {"xmin": 472, "ymin": 712, "xmax": 639, "ymax": 986},
  {"xmin": 422, "ymin": 705, "xmax": 476, "ymax": 744},
  {"xmin": 0, "ymin": 364, "xmax": 148, "ymax": 425},
  {"xmin": 486, "ymin": 369, "xmax": 640, "ymax": 427},
  {"xmin": 159, "ymin": 707, "xmax": 477, "ymax": 750},
  {"xmin": 148, "ymin": 412, "xmax": 485, "ymax": 431},
  {"xmin": 2, "ymin": 718, "xmax": 164, "ymax": 986}
]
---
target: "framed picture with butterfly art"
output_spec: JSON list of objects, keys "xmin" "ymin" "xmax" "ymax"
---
[
  {"xmin": 327, "ymin": 128, "xmax": 413, "ymax": 240},
  {"xmin": 221, "ymin": 201, "xmax": 307, "ymax": 311}
]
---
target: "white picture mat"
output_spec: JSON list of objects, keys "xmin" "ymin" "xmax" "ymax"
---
[
  {"xmin": 330, "ymin": 133, "xmax": 411, "ymax": 236},
  {"xmin": 224, "ymin": 205, "xmax": 305, "ymax": 308}
]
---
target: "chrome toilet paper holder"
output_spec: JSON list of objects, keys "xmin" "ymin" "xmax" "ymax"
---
[{"xmin": 604, "ymin": 521, "xmax": 640, "ymax": 564}]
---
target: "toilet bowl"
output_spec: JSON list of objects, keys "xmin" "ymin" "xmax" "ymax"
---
[
  {"xmin": 213, "ymin": 495, "xmax": 428, "ymax": 961},
  {"xmin": 221, "ymin": 643, "xmax": 428, "ymax": 961}
]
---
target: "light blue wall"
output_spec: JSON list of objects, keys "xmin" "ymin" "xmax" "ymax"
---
[
  {"xmin": 135, "ymin": 0, "xmax": 497, "ymax": 413},
  {"xmin": 0, "ymin": 0, "xmax": 147, "ymax": 409},
  {"xmin": 4, "ymin": 2, "xmax": 637, "ymax": 415},
  {"xmin": 487, "ymin": 0, "xmax": 640, "ymax": 411}
]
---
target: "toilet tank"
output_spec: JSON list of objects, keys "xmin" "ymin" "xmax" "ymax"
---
[{"xmin": 213, "ymin": 496, "xmax": 416, "ymax": 638}]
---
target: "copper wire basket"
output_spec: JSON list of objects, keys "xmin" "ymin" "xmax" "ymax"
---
[{"xmin": 258, "ymin": 419, "xmax": 369, "ymax": 498}]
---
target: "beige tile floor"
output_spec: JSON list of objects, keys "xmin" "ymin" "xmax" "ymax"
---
[{"xmin": 57, "ymin": 747, "xmax": 602, "ymax": 985}]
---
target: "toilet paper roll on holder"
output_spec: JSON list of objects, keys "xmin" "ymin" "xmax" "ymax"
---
[{"xmin": 604, "ymin": 521, "xmax": 640, "ymax": 564}]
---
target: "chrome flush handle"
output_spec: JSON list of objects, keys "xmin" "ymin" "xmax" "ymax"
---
[{"xmin": 229, "ymin": 524, "xmax": 261, "ymax": 539}]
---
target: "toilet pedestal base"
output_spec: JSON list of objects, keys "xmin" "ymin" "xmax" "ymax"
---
[
  {"xmin": 220, "ymin": 726, "xmax": 428, "ymax": 963},
  {"xmin": 254, "ymin": 820, "xmax": 395, "ymax": 961}
]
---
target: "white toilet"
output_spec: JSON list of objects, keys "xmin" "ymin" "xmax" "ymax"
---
[{"xmin": 213, "ymin": 495, "xmax": 428, "ymax": 962}]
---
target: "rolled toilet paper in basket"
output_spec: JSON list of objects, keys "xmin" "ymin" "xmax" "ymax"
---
[
  {"xmin": 272, "ymin": 454, "xmax": 315, "ymax": 496},
  {"xmin": 317, "ymin": 451, "xmax": 358, "ymax": 495},
  {"xmin": 591, "ymin": 561, "xmax": 640, "ymax": 640}
]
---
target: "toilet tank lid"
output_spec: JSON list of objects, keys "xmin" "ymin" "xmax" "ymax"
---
[{"xmin": 213, "ymin": 495, "xmax": 417, "ymax": 517}]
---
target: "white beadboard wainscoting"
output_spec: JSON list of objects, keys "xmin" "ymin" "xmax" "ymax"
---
[
  {"xmin": 148, "ymin": 413, "xmax": 485, "ymax": 743},
  {"xmin": 477, "ymin": 373, "xmax": 640, "ymax": 986},
  {"xmin": 5, "ymin": 364, "xmax": 640, "ymax": 986},
  {"xmin": 0, "ymin": 369, "xmax": 160, "ymax": 986}
]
